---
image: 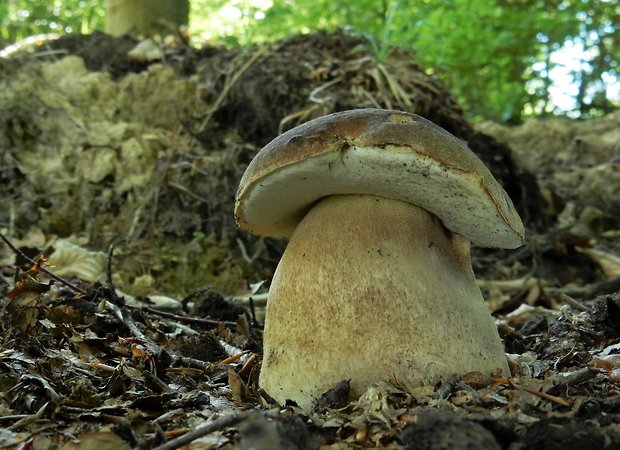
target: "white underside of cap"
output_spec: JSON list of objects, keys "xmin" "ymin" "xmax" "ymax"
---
[{"xmin": 237, "ymin": 145, "xmax": 523, "ymax": 248}]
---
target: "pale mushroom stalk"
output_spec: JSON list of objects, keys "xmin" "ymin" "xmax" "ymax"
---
[
  {"xmin": 234, "ymin": 109, "xmax": 524, "ymax": 410},
  {"xmin": 260, "ymin": 194, "xmax": 509, "ymax": 409}
]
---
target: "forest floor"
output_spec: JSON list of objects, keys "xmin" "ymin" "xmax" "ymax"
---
[{"xmin": 0, "ymin": 31, "xmax": 619, "ymax": 449}]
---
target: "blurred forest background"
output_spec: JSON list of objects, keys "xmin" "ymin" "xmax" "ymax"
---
[{"xmin": 1, "ymin": 0, "xmax": 618, "ymax": 123}]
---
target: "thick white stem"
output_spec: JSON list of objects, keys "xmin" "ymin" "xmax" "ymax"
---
[{"xmin": 260, "ymin": 194, "xmax": 509, "ymax": 409}]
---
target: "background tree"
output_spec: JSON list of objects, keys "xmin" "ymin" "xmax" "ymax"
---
[{"xmin": 105, "ymin": 0, "xmax": 189, "ymax": 37}]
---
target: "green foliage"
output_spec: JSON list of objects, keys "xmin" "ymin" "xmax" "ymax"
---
[
  {"xmin": 367, "ymin": 0, "xmax": 400, "ymax": 63},
  {"xmin": 0, "ymin": 0, "xmax": 104, "ymax": 43},
  {"xmin": 397, "ymin": 0, "xmax": 558, "ymax": 121},
  {"xmin": 1, "ymin": 0, "xmax": 617, "ymax": 122}
]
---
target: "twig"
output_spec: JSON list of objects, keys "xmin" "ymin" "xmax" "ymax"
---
[
  {"xmin": 10, "ymin": 401, "xmax": 49, "ymax": 430},
  {"xmin": 0, "ymin": 414, "xmax": 29, "ymax": 422},
  {"xmin": 167, "ymin": 181, "xmax": 210, "ymax": 204},
  {"xmin": 507, "ymin": 378, "xmax": 571, "ymax": 407},
  {"xmin": 151, "ymin": 410, "xmax": 279, "ymax": 450},
  {"xmin": 104, "ymin": 300, "xmax": 144, "ymax": 342},
  {"xmin": 248, "ymin": 295, "xmax": 260, "ymax": 327},
  {"xmin": 561, "ymin": 367, "xmax": 601, "ymax": 386},
  {"xmin": 101, "ymin": 242, "xmax": 165, "ymax": 354},
  {"xmin": 144, "ymin": 370, "xmax": 174, "ymax": 394},
  {"xmin": 168, "ymin": 355, "xmax": 214, "ymax": 372},
  {"xmin": 105, "ymin": 241, "xmax": 125, "ymax": 306},
  {"xmin": 153, "ymin": 408, "xmax": 185, "ymax": 426},
  {"xmin": 0, "ymin": 232, "xmax": 87, "ymax": 296},
  {"xmin": 0, "ymin": 33, "xmax": 60, "ymax": 57},
  {"xmin": 140, "ymin": 306, "xmax": 237, "ymax": 328},
  {"xmin": 104, "ymin": 300, "xmax": 162, "ymax": 356},
  {"xmin": 277, "ymin": 104, "xmax": 322, "ymax": 134},
  {"xmin": 547, "ymin": 276, "xmax": 620, "ymax": 298},
  {"xmin": 233, "ymin": 292, "xmax": 269, "ymax": 306},
  {"xmin": 236, "ymin": 238, "xmax": 253, "ymax": 264},
  {"xmin": 218, "ymin": 351, "xmax": 248, "ymax": 365},
  {"xmin": 557, "ymin": 293, "xmax": 592, "ymax": 312}
]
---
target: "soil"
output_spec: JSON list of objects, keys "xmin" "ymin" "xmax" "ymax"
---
[{"xmin": 0, "ymin": 30, "xmax": 619, "ymax": 449}]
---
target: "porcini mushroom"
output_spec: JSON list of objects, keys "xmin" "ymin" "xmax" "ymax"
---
[{"xmin": 235, "ymin": 109, "xmax": 524, "ymax": 410}]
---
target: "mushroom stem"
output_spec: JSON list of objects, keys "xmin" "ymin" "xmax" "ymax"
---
[{"xmin": 260, "ymin": 194, "xmax": 509, "ymax": 409}]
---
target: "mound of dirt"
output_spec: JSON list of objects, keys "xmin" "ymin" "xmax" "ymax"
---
[
  {"xmin": 480, "ymin": 112, "xmax": 620, "ymax": 230},
  {"xmin": 0, "ymin": 30, "xmax": 544, "ymax": 295}
]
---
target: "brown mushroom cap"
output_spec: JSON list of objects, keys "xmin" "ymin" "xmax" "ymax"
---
[{"xmin": 235, "ymin": 109, "xmax": 524, "ymax": 248}]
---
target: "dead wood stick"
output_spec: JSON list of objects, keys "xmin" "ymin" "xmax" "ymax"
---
[
  {"xmin": 508, "ymin": 378, "xmax": 571, "ymax": 407},
  {"xmin": 104, "ymin": 299, "xmax": 162, "ymax": 356},
  {"xmin": 102, "ymin": 242, "xmax": 165, "ymax": 357},
  {"xmin": 547, "ymin": 276, "xmax": 620, "ymax": 298},
  {"xmin": 151, "ymin": 410, "xmax": 279, "ymax": 450},
  {"xmin": 0, "ymin": 231, "xmax": 88, "ymax": 296},
  {"xmin": 104, "ymin": 242, "xmax": 125, "ymax": 305},
  {"xmin": 140, "ymin": 305, "xmax": 237, "ymax": 328}
]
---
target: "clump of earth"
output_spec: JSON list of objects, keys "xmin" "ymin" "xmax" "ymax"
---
[{"xmin": 1, "ymin": 30, "xmax": 554, "ymax": 298}]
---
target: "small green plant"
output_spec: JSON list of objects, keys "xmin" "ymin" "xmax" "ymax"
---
[{"xmin": 367, "ymin": 0, "xmax": 399, "ymax": 63}]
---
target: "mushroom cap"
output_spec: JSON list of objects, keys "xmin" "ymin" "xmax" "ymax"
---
[{"xmin": 235, "ymin": 108, "xmax": 524, "ymax": 248}]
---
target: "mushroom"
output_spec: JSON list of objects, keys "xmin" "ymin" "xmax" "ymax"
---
[{"xmin": 235, "ymin": 109, "xmax": 524, "ymax": 410}]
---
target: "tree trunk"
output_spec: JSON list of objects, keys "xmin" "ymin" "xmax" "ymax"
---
[{"xmin": 105, "ymin": 0, "xmax": 189, "ymax": 37}]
